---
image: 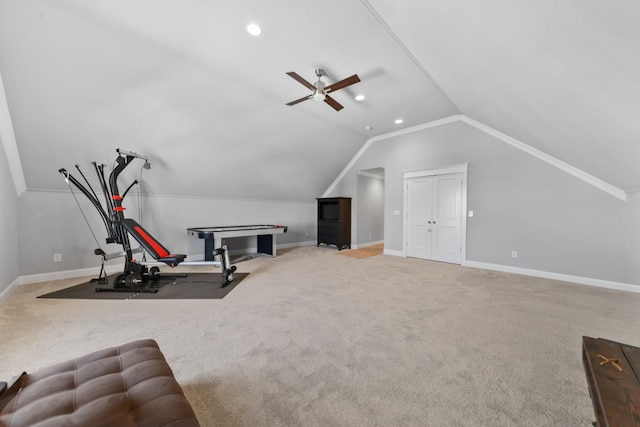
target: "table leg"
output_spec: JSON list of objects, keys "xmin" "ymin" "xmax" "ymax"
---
[
  {"xmin": 204, "ymin": 238, "xmax": 214, "ymax": 261},
  {"xmin": 257, "ymin": 234, "xmax": 275, "ymax": 256}
]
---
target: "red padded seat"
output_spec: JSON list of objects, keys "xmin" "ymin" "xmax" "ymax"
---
[{"xmin": 121, "ymin": 219, "xmax": 187, "ymax": 267}]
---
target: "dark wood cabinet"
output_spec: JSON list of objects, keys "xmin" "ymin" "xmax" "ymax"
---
[{"xmin": 317, "ymin": 197, "xmax": 351, "ymax": 250}]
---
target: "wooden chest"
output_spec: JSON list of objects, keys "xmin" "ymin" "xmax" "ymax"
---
[{"xmin": 582, "ymin": 336, "xmax": 640, "ymax": 426}]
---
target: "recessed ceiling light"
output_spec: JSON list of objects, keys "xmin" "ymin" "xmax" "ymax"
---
[
  {"xmin": 247, "ymin": 23, "xmax": 262, "ymax": 36},
  {"xmin": 395, "ymin": 119, "xmax": 403, "ymax": 124},
  {"xmin": 355, "ymin": 94, "xmax": 365, "ymax": 101}
]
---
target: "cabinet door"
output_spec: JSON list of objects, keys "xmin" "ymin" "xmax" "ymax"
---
[{"xmin": 318, "ymin": 221, "xmax": 339, "ymax": 245}]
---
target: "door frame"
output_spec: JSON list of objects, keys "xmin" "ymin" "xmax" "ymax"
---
[
  {"xmin": 402, "ymin": 163, "xmax": 468, "ymax": 264},
  {"xmin": 355, "ymin": 167, "xmax": 385, "ymax": 248}
]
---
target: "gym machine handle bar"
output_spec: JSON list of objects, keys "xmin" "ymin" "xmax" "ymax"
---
[{"xmin": 116, "ymin": 148, "xmax": 148, "ymax": 161}]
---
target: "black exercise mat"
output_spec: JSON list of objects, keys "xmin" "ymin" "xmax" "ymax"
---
[{"xmin": 38, "ymin": 272, "xmax": 248, "ymax": 300}]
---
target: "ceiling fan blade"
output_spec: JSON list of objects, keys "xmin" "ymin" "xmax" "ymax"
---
[
  {"xmin": 286, "ymin": 72, "xmax": 315, "ymax": 90},
  {"xmin": 325, "ymin": 74, "xmax": 361, "ymax": 93},
  {"xmin": 286, "ymin": 94, "xmax": 312, "ymax": 106},
  {"xmin": 324, "ymin": 95, "xmax": 344, "ymax": 111}
]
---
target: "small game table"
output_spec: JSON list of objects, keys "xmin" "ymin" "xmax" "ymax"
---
[{"xmin": 187, "ymin": 225, "xmax": 288, "ymax": 261}]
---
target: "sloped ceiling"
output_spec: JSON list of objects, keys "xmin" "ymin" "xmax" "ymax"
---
[
  {"xmin": 369, "ymin": 0, "xmax": 640, "ymax": 194},
  {"xmin": 0, "ymin": 0, "xmax": 638, "ymax": 201}
]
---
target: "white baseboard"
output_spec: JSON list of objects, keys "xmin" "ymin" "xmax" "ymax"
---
[
  {"xmin": 15, "ymin": 242, "xmax": 317, "ymax": 287},
  {"xmin": 465, "ymin": 260, "xmax": 640, "ymax": 294},
  {"xmin": 20, "ymin": 264, "xmax": 123, "ymax": 286},
  {"xmin": 280, "ymin": 240, "xmax": 316, "ymax": 249},
  {"xmin": 0, "ymin": 277, "xmax": 20, "ymax": 304},
  {"xmin": 382, "ymin": 251, "xmax": 640, "ymax": 294},
  {"xmin": 384, "ymin": 249, "xmax": 404, "ymax": 257},
  {"xmin": 19, "ymin": 247, "xmax": 634, "ymax": 299},
  {"xmin": 353, "ymin": 240, "xmax": 384, "ymax": 249}
]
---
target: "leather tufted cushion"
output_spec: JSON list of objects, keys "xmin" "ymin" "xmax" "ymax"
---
[{"xmin": 0, "ymin": 339, "xmax": 200, "ymax": 427}]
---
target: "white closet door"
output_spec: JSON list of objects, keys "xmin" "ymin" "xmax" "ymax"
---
[
  {"xmin": 406, "ymin": 173, "xmax": 462, "ymax": 264},
  {"xmin": 406, "ymin": 177, "xmax": 433, "ymax": 259},
  {"xmin": 431, "ymin": 174, "xmax": 462, "ymax": 263}
]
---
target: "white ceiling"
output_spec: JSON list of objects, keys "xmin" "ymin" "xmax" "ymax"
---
[{"xmin": 1, "ymin": 0, "xmax": 638, "ymax": 201}]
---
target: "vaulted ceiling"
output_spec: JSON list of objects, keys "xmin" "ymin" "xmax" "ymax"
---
[{"xmin": 1, "ymin": 0, "xmax": 638, "ymax": 201}]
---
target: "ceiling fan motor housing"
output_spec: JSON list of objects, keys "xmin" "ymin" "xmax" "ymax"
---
[{"xmin": 313, "ymin": 79, "xmax": 326, "ymax": 101}]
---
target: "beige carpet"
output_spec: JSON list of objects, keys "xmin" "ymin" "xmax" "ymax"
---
[
  {"xmin": 2, "ymin": 246, "xmax": 638, "ymax": 426},
  {"xmin": 337, "ymin": 244, "xmax": 384, "ymax": 259}
]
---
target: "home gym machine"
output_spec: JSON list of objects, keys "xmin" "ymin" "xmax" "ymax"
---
[{"xmin": 59, "ymin": 149, "xmax": 236, "ymax": 292}]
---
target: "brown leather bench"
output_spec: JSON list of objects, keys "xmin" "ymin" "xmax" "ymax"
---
[{"xmin": 0, "ymin": 339, "xmax": 200, "ymax": 427}]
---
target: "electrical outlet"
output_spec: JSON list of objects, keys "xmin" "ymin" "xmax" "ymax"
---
[
  {"xmin": 511, "ymin": 251, "xmax": 518, "ymax": 258},
  {"xmin": 54, "ymin": 253, "xmax": 62, "ymax": 262}
]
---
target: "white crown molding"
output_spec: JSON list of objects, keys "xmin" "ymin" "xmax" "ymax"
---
[
  {"xmin": 323, "ymin": 114, "xmax": 627, "ymax": 201},
  {"xmin": 322, "ymin": 115, "xmax": 462, "ymax": 197},
  {"xmin": 458, "ymin": 116, "xmax": 627, "ymax": 201}
]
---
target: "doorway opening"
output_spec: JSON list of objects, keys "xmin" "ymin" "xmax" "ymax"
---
[{"xmin": 356, "ymin": 167, "xmax": 385, "ymax": 249}]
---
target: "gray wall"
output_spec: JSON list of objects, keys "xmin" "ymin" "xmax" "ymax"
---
[
  {"xmin": 18, "ymin": 189, "xmax": 316, "ymax": 276},
  {"xmin": 330, "ymin": 120, "xmax": 640, "ymax": 286},
  {"xmin": 0, "ymin": 141, "xmax": 19, "ymax": 292},
  {"xmin": 356, "ymin": 172, "xmax": 384, "ymax": 245},
  {"xmin": 13, "ymin": 119, "xmax": 640, "ymax": 287}
]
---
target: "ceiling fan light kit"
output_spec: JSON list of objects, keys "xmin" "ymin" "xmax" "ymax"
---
[
  {"xmin": 286, "ymin": 68, "xmax": 360, "ymax": 111},
  {"xmin": 313, "ymin": 91, "xmax": 326, "ymax": 102},
  {"xmin": 313, "ymin": 79, "xmax": 326, "ymax": 101}
]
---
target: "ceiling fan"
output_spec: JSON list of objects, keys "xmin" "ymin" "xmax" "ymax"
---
[{"xmin": 286, "ymin": 69, "xmax": 360, "ymax": 111}]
